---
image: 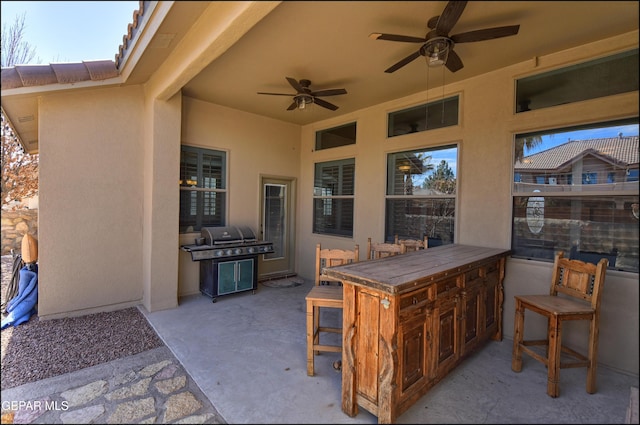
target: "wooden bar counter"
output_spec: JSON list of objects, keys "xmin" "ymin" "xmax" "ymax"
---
[{"xmin": 323, "ymin": 244, "xmax": 510, "ymax": 423}]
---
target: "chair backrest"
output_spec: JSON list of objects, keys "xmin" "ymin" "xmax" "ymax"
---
[
  {"xmin": 550, "ymin": 251, "xmax": 608, "ymax": 309},
  {"xmin": 315, "ymin": 243, "xmax": 359, "ymax": 286},
  {"xmin": 367, "ymin": 237, "xmax": 406, "ymax": 260},
  {"xmin": 394, "ymin": 235, "xmax": 428, "ymax": 252}
]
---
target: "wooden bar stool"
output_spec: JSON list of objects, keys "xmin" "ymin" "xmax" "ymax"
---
[
  {"xmin": 305, "ymin": 243, "xmax": 359, "ymax": 376},
  {"xmin": 512, "ymin": 251, "xmax": 608, "ymax": 397}
]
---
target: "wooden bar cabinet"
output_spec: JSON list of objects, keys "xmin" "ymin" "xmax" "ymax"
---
[{"xmin": 324, "ymin": 244, "xmax": 510, "ymax": 424}]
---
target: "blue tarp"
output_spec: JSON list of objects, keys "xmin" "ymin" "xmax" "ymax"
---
[{"xmin": 1, "ymin": 265, "xmax": 38, "ymax": 329}]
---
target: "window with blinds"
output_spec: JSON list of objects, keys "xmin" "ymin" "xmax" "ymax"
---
[
  {"xmin": 512, "ymin": 119, "xmax": 639, "ymax": 272},
  {"xmin": 179, "ymin": 146, "xmax": 227, "ymax": 233},
  {"xmin": 385, "ymin": 145, "xmax": 458, "ymax": 245},
  {"xmin": 313, "ymin": 158, "xmax": 355, "ymax": 237}
]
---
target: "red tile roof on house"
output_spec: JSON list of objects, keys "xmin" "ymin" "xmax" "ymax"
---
[
  {"xmin": 515, "ymin": 136, "xmax": 639, "ymax": 170},
  {"xmin": 115, "ymin": 1, "xmax": 146, "ymax": 68},
  {"xmin": 1, "ymin": 61, "xmax": 119, "ymax": 89},
  {"xmin": 0, "ymin": 1, "xmax": 144, "ymax": 91}
]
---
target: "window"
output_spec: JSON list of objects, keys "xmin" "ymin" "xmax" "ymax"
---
[
  {"xmin": 388, "ymin": 96, "xmax": 459, "ymax": 137},
  {"xmin": 315, "ymin": 122, "xmax": 356, "ymax": 150},
  {"xmin": 516, "ymin": 49, "xmax": 639, "ymax": 113},
  {"xmin": 313, "ymin": 158, "xmax": 355, "ymax": 237},
  {"xmin": 385, "ymin": 145, "xmax": 457, "ymax": 246},
  {"xmin": 512, "ymin": 119, "xmax": 639, "ymax": 272},
  {"xmin": 179, "ymin": 146, "xmax": 227, "ymax": 233}
]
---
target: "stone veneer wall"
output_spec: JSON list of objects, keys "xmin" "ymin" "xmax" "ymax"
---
[{"xmin": 1, "ymin": 209, "xmax": 38, "ymax": 255}]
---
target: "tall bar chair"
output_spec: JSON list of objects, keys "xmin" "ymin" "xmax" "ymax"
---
[
  {"xmin": 367, "ymin": 237, "xmax": 406, "ymax": 259},
  {"xmin": 394, "ymin": 234, "xmax": 428, "ymax": 252},
  {"xmin": 512, "ymin": 251, "xmax": 608, "ymax": 397},
  {"xmin": 305, "ymin": 243, "xmax": 359, "ymax": 376}
]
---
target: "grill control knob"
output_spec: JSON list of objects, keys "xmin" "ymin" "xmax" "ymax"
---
[
  {"xmin": 216, "ymin": 250, "xmax": 224, "ymax": 257},
  {"xmin": 225, "ymin": 249, "xmax": 233, "ymax": 256},
  {"xmin": 234, "ymin": 248, "xmax": 242, "ymax": 255},
  {"xmin": 248, "ymin": 247, "xmax": 256, "ymax": 253}
]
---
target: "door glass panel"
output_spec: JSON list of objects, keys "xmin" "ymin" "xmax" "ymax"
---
[{"xmin": 264, "ymin": 184, "xmax": 286, "ymax": 260}]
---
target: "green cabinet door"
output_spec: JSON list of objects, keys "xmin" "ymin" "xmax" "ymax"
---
[
  {"xmin": 218, "ymin": 261, "xmax": 237, "ymax": 295},
  {"xmin": 236, "ymin": 259, "xmax": 254, "ymax": 292}
]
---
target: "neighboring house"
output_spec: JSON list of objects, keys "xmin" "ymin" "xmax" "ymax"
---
[
  {"xmin": 1, "ymin": 1, "xmax": 638, "ymax": 375},
  {"xmin": 512, "ymin": 136, "xmax": 639, "ymax": 268},
  {"xmin": 514, "ymin": 136, "xmax": 639, "ymax": 188}
]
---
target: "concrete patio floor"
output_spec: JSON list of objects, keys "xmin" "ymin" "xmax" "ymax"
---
[{"xmin": 142, "ymin": 278, "xmax": 639, "ymax": 424}]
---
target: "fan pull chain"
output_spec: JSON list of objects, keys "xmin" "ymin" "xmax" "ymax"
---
[{"xmin": 441, "ymin": 64, "xmax": 446, "ymax": 125}]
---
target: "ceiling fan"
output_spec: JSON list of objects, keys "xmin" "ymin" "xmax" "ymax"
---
[
  {"xmin": 371, "ymin": 0, "xmax": 520, "ymax": 73},
  {"xmin": 257, "ymin": 77, "xmax": 347, "ymax": 111}
]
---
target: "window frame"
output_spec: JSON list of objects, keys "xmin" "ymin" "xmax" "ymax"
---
[
  {"xmin": 315, "ymin": 121, "xmax": 357, "ymax": 151},
  {"xmin": 312, "ymin": 158, "xmax": 356, "ymax": 237},
  {"xmin": 387, "ymin": 96, "xmax": 459, "ymax": 138},
  {"xmin": 385, "ymin": 144, "xmax": 458, "ymax": 245},
  {"xmin": 179, "ymin": 145, "xmax": 228, "ymax": 233},
  {"xmin": 511, "ymin": 119, "xmax": 639, "ymax": 272}
]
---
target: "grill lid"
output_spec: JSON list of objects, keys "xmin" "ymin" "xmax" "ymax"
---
[{"xmin": 201, "ymin": 226, "xmax": 256, "ymax": 245}]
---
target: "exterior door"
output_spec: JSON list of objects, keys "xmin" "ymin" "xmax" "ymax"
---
[{"xmin": 259, "ymin": 177, "xmax": 295, "ymax": 278}]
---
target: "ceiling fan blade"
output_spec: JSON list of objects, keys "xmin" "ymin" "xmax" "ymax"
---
[
  {"xmin": 445, "ymin": 49, "xmax": 464, "ymax": 72},
  {"xmin": 311, "ymin": 88, "xmax": 347, "ymax": 97},
  {"xmin": 287, "ymin": 101, "xmax": 298, "ymax": 111},
  {"xmin": 257, "ymin": 92, "xmax": 295, "ymax": 96},
  {"xmin": 286, "ymin": 77, "xmax": 304, "ymax": 93},
  {"xmin": 450, "ymin": 25, "xmax": 520, "ymax": 43},
  {"xmin": 385, "ymin": 50, "xmax": 421, "ymax": 73},
  {"xmin": 313, "ymin": 97, "xmax": 339, "ymax": 111},
  {"xmin": 370, "ymin": 33, "xmax": 426, "ymax": 43},
  {"xmin": 427, "ymin": 15, "xmax": 439, "ymax": 30},
  {"xmin": 435, "ymin": 1, "xmax": 467, "ymax": 35}
]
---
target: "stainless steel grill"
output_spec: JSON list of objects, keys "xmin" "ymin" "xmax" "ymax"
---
[
  {"xmin": 182, "ymin": 226, "xmax": 274, "ymax": 302},
  {"xmin": 183, "ymin": 226, "xmax": 274, "ymax": 261}
]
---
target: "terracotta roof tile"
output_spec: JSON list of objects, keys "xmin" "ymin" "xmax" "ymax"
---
[
  {"xmin": 50, "ymin": 63, "xmax": 91, "ymax": 83},
  {"xmin": 1, "ymin": 61, "xmax": 118, "ymax": 90},
  {"xmin": 13, "ymin": 65, "xmax": 58, "ymax": 87},
  {"xmin": 1, "ymin": 68, "xmax": 23, "ymax": 90},
  {"xmin": 116, "ymin": 1, "xmax": 145, "ymax": 67},
  {"xmin": 515, "ymin": 137, "xmax": 639, "ymax": 170},
  {"xmin": 84, "ymin": 60, "xmax": 119, "ymax": 80}
]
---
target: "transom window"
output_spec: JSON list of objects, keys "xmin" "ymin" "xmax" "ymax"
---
[
  {"xmin": 388, "ymin": 96, "xmax": 459, "ymax": 138},
  {"xmin": 179, "ymin": 146, "xmax": 227, "ymax": 233},
  {"xmin": 315, "ymin": 122, "xmax": 357, "ymax": 150},
  {"xmin": 385, "ymin": 145, "xmax": 458, "ymax": 245},
  {"xmin": 515, "ymin": 49, "xmax": 638, "ymax": 113}
]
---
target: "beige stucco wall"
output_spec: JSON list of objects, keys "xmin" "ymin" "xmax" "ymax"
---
[
  {"xmin": 293, "ymin": 31, "xmax": 639, "ymax": 374},
  {"xmin": 38, "ymin": 85, "xmax": 145, "ymax": 318},
  {"xmin": 177, "ymin": 97, "xmax": 301, "ymax": 296}
]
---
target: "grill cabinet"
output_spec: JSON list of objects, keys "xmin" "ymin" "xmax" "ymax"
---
[{"xmin": 181, "ymin": 226, "xmax": 274, "ymax": 302}]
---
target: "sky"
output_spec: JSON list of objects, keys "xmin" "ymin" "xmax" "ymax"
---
[{"xmin": 1, "ymin": 1, "xmax": 139, "ymax": 64}]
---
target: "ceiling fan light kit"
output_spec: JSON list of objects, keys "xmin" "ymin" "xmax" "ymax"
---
[
  {"xmin": 372, "ymin": 0, "xmax": 520, "ymax": 74},
  {"xmin": 421, "ymin": 37, "xmax": 451, "ymax": 67},
  {"xmin": 295, "ymin": 94, "xmax": 314, "ymax": 110}
]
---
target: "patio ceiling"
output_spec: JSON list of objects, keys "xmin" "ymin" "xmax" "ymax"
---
[
  {"xmin": 2, "ymin": 1, "xmax": 638, "ymax": 154},
  {"xmin": 179, "ymin": 1, "xmax": 639, "ymax": 125}
]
